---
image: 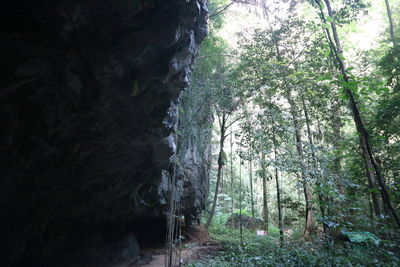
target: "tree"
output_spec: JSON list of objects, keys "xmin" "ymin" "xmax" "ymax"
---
[
  {"xmin": 384, "ymin": 0, "xmax": 397, "ymax": 47},
  {"xmin": 313, "ymin": 0, "xmax": 400, "ymax": 228},
  {"xmin": 240, "ymin": 110, "xmax": 256, "ymax": 218},
  {"xmin": 260, "ymin": 151, "xmax": 269, "ymax": 231},
  {"xmin": 205, "ymin": 70, "xmax": 243, "ymax": 229}
]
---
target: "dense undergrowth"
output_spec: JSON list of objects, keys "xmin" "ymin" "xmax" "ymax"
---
[{"xmin": 187, "ymin": 217, "xmax": 400, "ymax": 267}]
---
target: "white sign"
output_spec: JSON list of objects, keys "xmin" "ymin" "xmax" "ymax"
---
[{"xmin": 256, "ymin": 230, "xmax": 268, "ymax": 236}]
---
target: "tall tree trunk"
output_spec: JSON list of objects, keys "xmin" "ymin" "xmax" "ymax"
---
[
  {"xmin": 363, "ymin": 137, "xmax": 384, "ymax": 216},
  {"xmin": 239, "ymin": 153, "xmax": 243, "ymax": 246},
  {"xmin": 301, "ymin": 95, "xmax": 327, "ymax": 234},
  {"xmin": 272, "ymin": 127, "xmax": 284, "ymax": 246},
  {"xmin": 230, "ymin": 127, "xmax": 235, "ymax": 229},
  {"xmin": 318, "ymin": 0, "xmax": 400, "ymax": 228},
  {"xmin": 384, "ymin": 0, "xmax": 397, "ymax": 46},
  {"xmin": 220, "ymin": 168, "xmax": 224, "ymax": 191},
  {"xmin": 369, "ymin": 195, "xmax": 375, "ymax": 228},
  {"xmin": 205, "ymin": 114, "xmax": 227, "ymax": 229},
  {"xmin": 287, "ymin": 90, "xmax": 316, "ymax": 239},
  {"xmin": 261, "ymin": 152, "xmax": 269, "ymax": 231},
  {"xmin": 271, "ymin": 34, "xmax": 316, "ymax": 238},
  {"xmin": 249, "ymin": 151, "xmax": 255, "ymax": 218},
  {"xmin": 330, "ymin": 96, "xmax": 345, "ymax": 202}
]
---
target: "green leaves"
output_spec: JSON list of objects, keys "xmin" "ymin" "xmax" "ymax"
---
[
  {"xmin": 322, "ymin": 23, "xmax": 330, "ymax": 29},
  {"xmin": 337, "ymin": 53, "xmax": 346, "ymax": 61},
  {"xmin": 342, "ymin": 80, "xmax": 358, "ymax": 92},
  {"xmin": 341, "ymin": 231, "xmax": 380, "ymax": 245},
  {"xmin": 326, "ymin": 16, "xmax": 334, "ymax": 23}
]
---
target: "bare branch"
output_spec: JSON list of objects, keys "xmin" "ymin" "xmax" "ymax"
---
[{"xmin": 208, "ymin": 2, "xmax": 234, "ymax": 18}]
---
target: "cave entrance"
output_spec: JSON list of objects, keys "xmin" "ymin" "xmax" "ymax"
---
[{"xmin": 133, "ymin": 217, "xmax": 167, "ymax": 250}]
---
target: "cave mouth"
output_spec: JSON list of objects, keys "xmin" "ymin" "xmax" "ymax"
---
[
  {"xmin": 11, "ymin": 217, "xmax": 169, "ymax": 267},
  {"xmin": 0, "ymin": 0, "xmax": 209, "ymax": 265},
  {"xmin": 28, "ymin": 218, "xmax": 169, "ymax": 267},
  {"xmin": 133, "ymin": 217, "xmax": 168, "ymax": 250}
]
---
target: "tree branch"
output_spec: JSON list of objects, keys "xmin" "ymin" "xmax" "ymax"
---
[{"xmin": 208, "ymin": 2, "xmax": 234, "ymax": 18}]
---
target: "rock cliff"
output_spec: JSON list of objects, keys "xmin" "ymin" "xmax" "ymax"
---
[
  {"xmin": 0, "ymin": 0, "xmax": 208, "ymax": 265},
  {"xmin": 176, "ymin": 77, "xmax": 213, "ymax": 227}
]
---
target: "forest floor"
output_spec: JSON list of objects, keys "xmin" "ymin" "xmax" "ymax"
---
[
  {"xmin": 185, "ymin": 222, "xmax": 400, "ymax": 267},
  {"xmin": 100, "ymin": 223, "xmax": 400, "ymax": 266}
]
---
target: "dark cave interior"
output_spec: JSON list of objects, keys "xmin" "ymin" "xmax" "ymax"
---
[{"xmin": 0, "ymin": 0, "xmax": 208, "ymax": 266}]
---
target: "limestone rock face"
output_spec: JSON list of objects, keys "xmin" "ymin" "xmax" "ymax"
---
[
  {"xmin": 0, "ymin": 0, "xmax": 208, "ymax": 265},
  {"xmin": 180, "ymin": 140, "xmax": 212, "ymax": 224},
  {"xmin": 177, "ymin": 103, "xmax": 213, "ymax": 226}
]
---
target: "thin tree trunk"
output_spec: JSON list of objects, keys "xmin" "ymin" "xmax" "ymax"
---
[
  {"xmin": 239, "ymin": 153, "xmax": 243, "ymax": 246},
  {"xmin": 297, "ymin": 187, "xmax": 302, "ymax": 233},
  {"xmin": 272, "ymin": 35, "xmax": 316, "ymax": 238},
  {"xmin": 287, "ymin": 90, "xmax": 316, "ymax": 239},
  {"xmin": 247, "ymin": 116, "xmax": 255, "ymax": 218},
  {"xmin": 205, "ymin": 114, "xmax": 227, "ymax": 229},
  {"xmin": 261, "ymin": 152, "xmax": 269, "ymax": 231},
  {"xmin": 369, "ymin": 195, "xmax": 375, "ymax": 228},
  {"xmin": 363, "ymin": 137, "xmax": 384, "ymax": 216},
  {"xmin": 230, "ymin": 127, "xmax": 235, "ymax": 229},
  {"xmin": 330, "ymin": 96, "xmax": 345, "ymax": 200},
  {"xmin": 384, "ymin": 0, "xmax": 397, "ymax": 46},
  {"xmin": 318, "ymin": 0, "xmax": 400, "ymax": 228},
  {"xmin": 272, "ymin": 127, "xmax": 284, "ymax": 246},
  {"xmin": 249, "ymin": 154, "xmax": 255, "ymax": 218},
  {"xmin": 301, "ymin": 95, "xmax": 327, "ymax": 234},
  {"xmin": 220, "ymin": 168, "xmax": 224, "ymax": 191}
]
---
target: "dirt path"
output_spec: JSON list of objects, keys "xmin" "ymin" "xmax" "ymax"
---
[
  {"xmin": 141, "ymin": 243, "xmax": 220, "ymax": 267},
  {"xmin": 99, "ymin": 242, "xmax": 220, "ymax": 267},
  {"xmin": 101, "ymin": 226, "xmax": 221, "ymax": 267}
]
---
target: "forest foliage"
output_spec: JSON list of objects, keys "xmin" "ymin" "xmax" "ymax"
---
[{"xmin": 182, "ymin": 0, "xmax": 400, "ymax": 265}]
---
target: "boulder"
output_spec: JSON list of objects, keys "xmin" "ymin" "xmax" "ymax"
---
[{"xmin": 226, "ymin": 214, "xmax": 265, "ymax": 230}]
